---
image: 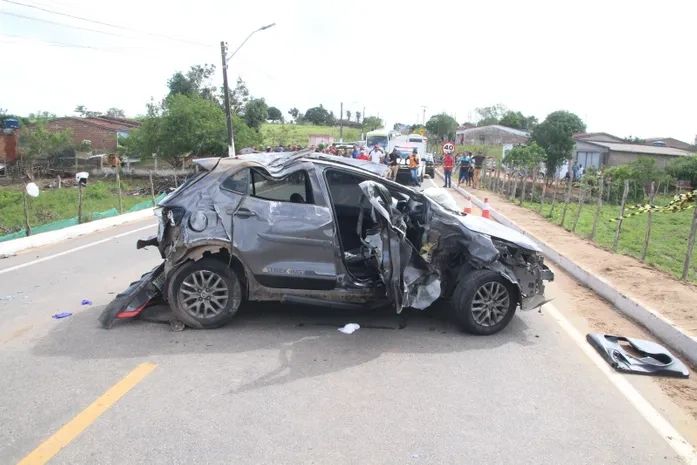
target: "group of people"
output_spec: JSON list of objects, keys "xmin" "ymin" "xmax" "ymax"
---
[
  {"xmin": 441, "ymin": 151, "xmax": 487, "ymax": 189},
  {"xmin": 354, "ymin": 145, "xmax": 421, "ymax": 186}
]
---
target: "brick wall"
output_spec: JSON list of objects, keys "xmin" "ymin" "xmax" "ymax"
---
[{"xmin": 46, "ymin": 119, "xmax": 118, "ymax": 152}]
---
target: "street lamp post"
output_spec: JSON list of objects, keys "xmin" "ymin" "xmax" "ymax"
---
[{"xmin": 221, "ymin": 23, "xmax": 276, "ymax": 157}]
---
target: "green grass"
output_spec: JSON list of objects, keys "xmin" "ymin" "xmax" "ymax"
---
[
  {"xmin": 514, "ymin": 190, "xmax": 697, "ymax": 282},
  {"xmin": 261, "ymin": 123, "xmax": 362, "ymax": 147},
  {"xmin": 0, "ymin": 180, "xmax": 152, "ymax": 235}
]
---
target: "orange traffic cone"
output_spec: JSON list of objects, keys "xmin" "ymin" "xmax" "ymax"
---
[
  {"xmin": 462, "ymin": 195, "xmax": 473, "ymax": 214},
  {"xmin": 482, "ymin": 198, "xmax": 491, "ymax": 219}
]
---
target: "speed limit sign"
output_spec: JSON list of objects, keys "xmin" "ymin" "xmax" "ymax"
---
[{"xmin": 442, "ymin": 142, "xmax": 455, "ymax": 154}]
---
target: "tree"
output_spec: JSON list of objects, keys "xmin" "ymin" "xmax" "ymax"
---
[
  {"xmin": 304, "ymin": 105, "xmax": 331, "ymax": 125},
  {"xmin": 167, "ymin": 64, "xmax": 217, "ymax": 101},
  {"xmin": 667, "ymin": 157, "xmax": 697, "ymax": 187},
  {"xmin": 503, "ymin": 142, "xmax": 546, "ymax": 174},
  {"xmin": 74, "ymin": 105, "xmax": 87, "ymax": 117},
  {"xmin": 106, "ymin": 107, "xmax": 126, "ymax": 118},
  {"xmin": 228, "ymin": 77, "xmax": 250, "ymax": 114},
  {"xmin": 19, "ymin": 122, "xmax": 73, "ymax": 175},
  {"xmin": 267, "ymin": 106, "xmax": 283, "ymax": 123},
  {"xmin": 243, "ymin": 98, "xmax": 268, "ymax": 130},
  {"xmin": 73, "ymin": 105, "xmax": 100, "ymax": 117},
  {"xmin": 124, "ymin": 94, "xmax": 259, "ymax": 167},
  {"xmin": 288, "ymin": 107, "xmax": 300, "ymax": 122},
  {"xmin": 26, "ymin": 111, "xmax": 56, "ymax": 123},
  {"xmin": 532, "ymin": 111, "xmax": 586, "ymax": 176},
  {"xmin": 355, "ymin": 111, "xmax": 361, "ymax": 123},
  {"xmin": 362, "ymin": 116, "xmax": 383, "ymax": 132},
  {"xmin": 346, "ymin": 110, "xmax": 352, "ymax": 122},
  {"xmin": 499, "ymin": 111, "xmax": 537, "ymax": 131},
  {"xmin": 475, "ymin": 104, "xmax": 506, "ymax": 126},
  {"xmin": 425, "ymin": 113, "xmax": 458, "ymax": 141}
]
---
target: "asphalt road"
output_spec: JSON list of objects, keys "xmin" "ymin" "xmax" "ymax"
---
[{"xmin": 0, "ymin": 179, "xmax": 689, "ymax": 465}]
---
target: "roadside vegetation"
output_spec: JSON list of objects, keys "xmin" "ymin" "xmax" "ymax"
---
[
  {"xmin": 260, "ymin": 123, "xmax": 362, "ymax": 147},
  {"xmin": 0, "ymin": 180, "xmax": 151, "ymax": 235}
]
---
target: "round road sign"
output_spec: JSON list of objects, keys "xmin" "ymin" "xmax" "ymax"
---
[{"xmin": 442, "ymin": 142, "xmax": 455, "ymax": 154}]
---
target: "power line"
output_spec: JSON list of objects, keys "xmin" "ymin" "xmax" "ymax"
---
[
  {"xmin": 1, "ymin": 11, "xmax": 142, "ymax": 39},
  {"xmin": 0, "ymin": 0, "xmax": 211, "ymax": 47}
]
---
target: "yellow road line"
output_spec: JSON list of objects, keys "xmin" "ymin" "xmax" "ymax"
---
[{"xmin": 17, "ymin": 362, "xmax": 157, "ymax": 465}]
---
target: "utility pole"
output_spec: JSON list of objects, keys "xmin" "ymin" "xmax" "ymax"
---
[
  {"xmin": 339, "ymin": 102, "xmax": 343, "ymax": 142},
  {"xmin": 220, "ymin": 41, "xmax": 235, "ymax": 158}
]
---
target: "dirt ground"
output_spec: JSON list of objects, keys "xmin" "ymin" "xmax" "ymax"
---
[
  {"xmin": 464, "ymin": 184, "xmax": 697, "ymax": 337},
  {"xmin": 436, "ymin": 175, "xmax": 697, "ymax": 440}
]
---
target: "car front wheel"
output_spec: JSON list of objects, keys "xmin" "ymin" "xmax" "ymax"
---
[
  {"xmin": 451, "ymin": 270, "xmax": 517, "ymax": 335},
  {"xmin": 167, "ymin": 258, "xmax": 242, "ymax": 329}
]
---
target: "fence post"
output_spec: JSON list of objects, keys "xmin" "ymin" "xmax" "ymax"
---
[
  {"xmin": 560, "ymin": 179, "xmax": 574, "ymax": 227},
  {"xmin": 681, "ymin": 203, "xmax": 697, "ymax": 280},
  {"xmin": 510, "ymin": 177, "xmax": 519, "ymax": 201},
  {"xmin": 77, "ymin": 181, "xmax": 84, "ymax": 224},
  {"xmin": 549, "ymin": 180, "xmax": 558, "ymax": 217},
  {"xmin": 612, "ymin": 180, "xmax": 629, "ymax": 251},
  {"xmin": 22, "ymin": 190, "xmax": 31, "ymax": 236},
  {"xmin": 174, "ymin": 171, "xmax": 179, "ymax": 188},
  {"xmin": 538, "ymin": 182, "xmax": 547, "ymax": 213},
  {"xmin": 115, "ymin": 165, "xmax": 123, "ymax": 214},
  {"xmin": 641, "ymin": 181, "xmax": 656, "ymax": 262},
  {"xmin": 149, "ymin": 171, "xmax": 156, "ymax": 207},
  {"xmin": 519, "ymin": 174, "xmax": 527, "ymax": 206},
  {"xmin": 572, "ymin": 186, "xmax": 586, "ymax": 233},
  {"xmin": 590, "ymin": 176, "xmax": 604, "ymax": 240}
]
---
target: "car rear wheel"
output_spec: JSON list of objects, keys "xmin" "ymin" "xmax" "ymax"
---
[
  {"xmin": 167, "ymin": 258, "xmax": 242, "ymax": 329},
  {"xmin": 451, "ymin": 270, "xmax": 517, "ymax": 335}
]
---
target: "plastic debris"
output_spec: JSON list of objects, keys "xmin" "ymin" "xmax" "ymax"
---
[
  {"xmin": 52, "ymin": 312, "xmax": 72, "ymax": 319},
  {"xmin": 81, "ymin": 299, "xmax": 93, "ymax": 306},
  {"xmin": 338, "ymin": 323, "xmax": 360, "ymax": 334},
  {"xmin": 170, "ymin": 319, "xmax": 186, "ymax": 332}
]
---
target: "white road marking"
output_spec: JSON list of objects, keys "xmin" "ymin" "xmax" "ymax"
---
[
  {"xmin": 545, "ymin": 303, "xmax": 697, "ymax": 464},
  {"xmin": 0, "ymin": 224, "xmax": 156, "ymax": 275}
]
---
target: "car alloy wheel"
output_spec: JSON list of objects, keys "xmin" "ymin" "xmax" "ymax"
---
[
  {"xmin": 177, "ymin": 269, "xmax": 229, "ymax": 319},
  {"xmin": 470, "ymin": 281, "xmax": 510, "ymax": 327}
]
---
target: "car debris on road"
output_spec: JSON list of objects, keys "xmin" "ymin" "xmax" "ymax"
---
[
  {"xmin": 587, "ymin": 333, "xmax": 689, "ymax": 378},
  {"xmin": 99, "ymin": 151, "xmax": 553, "ymax": 335}
]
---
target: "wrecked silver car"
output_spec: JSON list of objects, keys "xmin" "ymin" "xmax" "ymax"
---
[{"xmin": 99, "ymin": 152, "xmax": 553, "ymax": 335}]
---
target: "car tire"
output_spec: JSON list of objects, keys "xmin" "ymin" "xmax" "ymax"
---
[
  {"xmin": 451, "ymin": 270, "xmax": 517, "ymax": 335},
  {"xmin": 167, "ymin": 258, "xmax": 242, "ymax": 329}
]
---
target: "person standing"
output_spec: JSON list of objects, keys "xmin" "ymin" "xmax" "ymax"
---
[
  {"xmin": 442, "ymin": 151, "xmax": 454, "ymax": 188},
  {"xmin": 388, "ymin": 148, "xmax": 400, "ymax": 181},
  {"xmin": 473, "ymin": 153, "xmax": 486, "ymax": 188},
  {"xmin": 458, "ymin": 152, "xmax": 471, "ymax": 186},
  {"xmin": 369, "ymin": 144, "xmax": 383, "ymax": 164},
  {"xmin": 358, "ymin": 148, "xmax": 370, "ymax": 160},
  {"xmin": 351, "ymin": 145, "xmax": 359, "ymax": 158},
  {"xmin": 408, "ymin": 149, "xmax": 420, "ymax": 186}
]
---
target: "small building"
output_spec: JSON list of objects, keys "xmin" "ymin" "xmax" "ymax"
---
[
  {"xmin": 572, "ymin": 132, "xmax": 694, "ymax": 170},
  {"xmin": 46, "ymin": 116, "xmax": 140, "ymax": 152},
  {"xmin": 455, "ymin": 125, "xmax": 529, "ymax": 146},
  {"xmin": 643, "ymin": 137, "xmax": 694, "ymax": 151}
]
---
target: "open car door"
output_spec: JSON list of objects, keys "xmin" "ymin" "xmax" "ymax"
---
[{"xmin": 357, "ymin": 181, "xmax": 440, "ymax": 313}]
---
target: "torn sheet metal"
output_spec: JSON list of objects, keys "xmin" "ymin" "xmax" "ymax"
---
[{"xmin": 587, "ymin": 333, "xmax": 689, "ymax": 378}]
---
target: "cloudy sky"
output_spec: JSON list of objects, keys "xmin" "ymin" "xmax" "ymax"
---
[{"xmin": 1, "ymin": 0, "xmax": 695, "ymax": 142}]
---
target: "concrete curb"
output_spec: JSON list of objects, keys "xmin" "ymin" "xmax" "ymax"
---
[
  {"xmin": 0, "ymin": 208, "xmax": 155, "ymax": 256},
  {"xmin": 435, "ymin": 171, "xmax": 697, "ymax": 366}
]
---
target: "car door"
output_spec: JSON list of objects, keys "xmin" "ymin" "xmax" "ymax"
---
[{"xmin": 232, "ymin": 167, "xmax": 338, "ymax": 290}]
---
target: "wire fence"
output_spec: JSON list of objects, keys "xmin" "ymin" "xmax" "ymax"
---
[{"xmin": 476, "ymin": 168, "xmax": 697, "ymax": 282}]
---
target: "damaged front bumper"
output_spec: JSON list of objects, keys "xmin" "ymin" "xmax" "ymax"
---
[{"xmin": 98, "ymin": 263, "xmax": 166, "ymax": 328}]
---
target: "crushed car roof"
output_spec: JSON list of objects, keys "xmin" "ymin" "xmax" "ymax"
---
[{"xmin": 199, "ymin": 151, "xmax": 390, "ymax": 177}]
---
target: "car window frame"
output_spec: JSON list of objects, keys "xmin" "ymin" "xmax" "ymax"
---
[
  {"xmin": 249, "ymin": 168, "xmax": 315, "ymax": 205},
  {"xmin": 220, "ymin": 168, "xmax": 251, "ymax": 195}
]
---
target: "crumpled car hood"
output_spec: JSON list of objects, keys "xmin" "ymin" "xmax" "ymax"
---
[{"xmin": 458, "ymin": 214, "xmax": 541, "ymax": 252}]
